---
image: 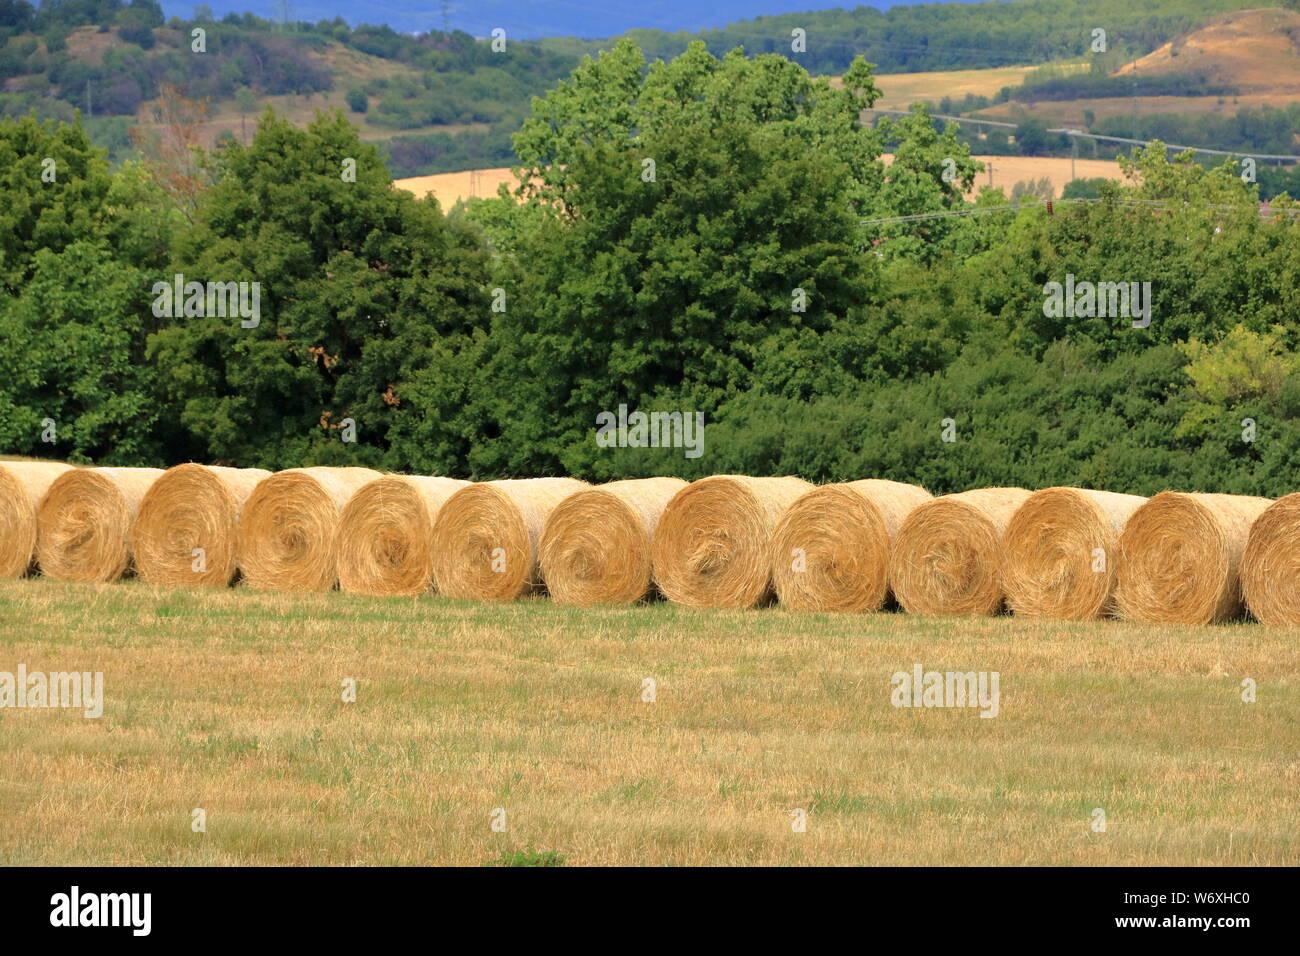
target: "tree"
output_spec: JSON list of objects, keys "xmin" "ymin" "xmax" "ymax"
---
[
  {"xmin": 1176, "ymin": 324, "xmax": 1300, "ymax": 445},
  {"xmin": 871, "ymin": 104, "xmax": 983, "ymax": 260},
  {"xmin": 129, "ymin": 84, "xmax": 211, "ymax": 223},
  {"xmin": 0, "ymin": 242, "xmax": 161, "ymax": 463},
  {"xmin": 461, "ymin": 41, "xmax": 907, "ymax": 477},
  {"xmin": 0, "ymin": 115, "xmax": 176, "ymax": 463},
  {"xmin": 1061, "ymin": 177, "xmax": 1107, "ymax": 200},
  {"xmin": 1010, "ymin": 176, "xmax": 1054, "ymax": 203},
  {"xmin": 147, "ymin": 109, "xmax": 491, "ymax": 472},
  {"xmin": 1013, "ymin": 118, "xmax": 1064, "ymax": 156}
]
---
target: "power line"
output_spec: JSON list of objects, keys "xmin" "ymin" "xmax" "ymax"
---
[{"xmin": 866, "ymin": 109, "xmax": 1300, "ymax": 165}]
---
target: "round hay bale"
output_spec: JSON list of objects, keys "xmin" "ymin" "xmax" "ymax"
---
[
  {"xmin": 539, "ymin": 477, "xmax": 688, "ymax": 606},
  {"xmin": 237, "ymin": 466, "xmax": 382, "ymax": 592},
  {"xmin": 1117, "ymin": 491, "xmax": 1273, "ymax": 625},
  {"xmin": 770, "ymin": 479, "xmax": 932, "ymax": 612},
  {"xmin": 336, "ymin": 474, "xmax": 471, "ymax": 597},
  {"xmin": 1002, "ymin": 487, "xmax": 1147, "ymax": 620},
  {"xmin": 0, "ymin": 461, "xmax": 76, "ymax": 578},
  {"xmin": 36, "ymin": 467, "xmax": 166, "ymax": 582},
  {"xmin": 430, "ymin": 477, "xmax": 590, "ymax": 601},
  {"xmin": 651, "ymin": 475, "xmax": 814, "ymax": 608},
  {"xmin": 1241, "ymin": 493, "xmax": 1300, "ymax": 627},
  {"xmin": 891, "ymin": 487, "xmax": 1032, "ymax": 617},
  {"xmin": 132, "ymin": 463, "xmax": 271, "ymax": 588}
]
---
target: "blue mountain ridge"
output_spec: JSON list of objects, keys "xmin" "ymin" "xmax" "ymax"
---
[{"xmin": 162, "ymin": 0, "xmax": 992, "ymax": 40}]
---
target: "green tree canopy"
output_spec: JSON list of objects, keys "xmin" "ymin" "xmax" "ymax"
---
[{"xmin": 146, "ymin": 109, "xmax": 491, "ymax": 471}]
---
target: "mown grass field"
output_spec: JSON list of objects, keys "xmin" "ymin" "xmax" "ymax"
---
[{"xmin": 0, "ymin": 578, "xmax": 1295, "ymax": 866}]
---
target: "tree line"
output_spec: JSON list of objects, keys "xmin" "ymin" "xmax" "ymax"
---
[{"xmin": 2, "ymin": 38, "xmax": 1297, "ymax": 498}]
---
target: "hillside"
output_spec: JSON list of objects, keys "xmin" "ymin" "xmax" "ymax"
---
[
  {"xmin": 0, "ymin": 5, "xmax": 579, "ymax": 167},
  {"xmin": 538, "ymin": 0, "xmax": 1256, "ymax": 74},
  {"xmin": 971, "ymin": 7, "xmax": 1300, "ymax": 151},
  {"xmin": 12, "ymin": 24, "xmax": 434, "ymax": 148},
  {"xmin": 1, "ymin": 0, "xmax": 1295, "ymax": 176},
  {"xmin": 1114, "ymin": 6, "xmax": 1300, "ymax": 91}
]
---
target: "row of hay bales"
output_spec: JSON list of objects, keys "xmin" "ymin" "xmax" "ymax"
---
[{"xmin": 1, "ymin": 462, "xmax": 1297, "ymax": 626}]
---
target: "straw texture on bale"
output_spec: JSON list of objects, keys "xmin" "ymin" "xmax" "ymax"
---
[
  {"xmin": 891, "ymin": 487, "xmax": 1032, "ymax": 616},
  {"xmin": 237, "ymin": 467, "xmax": 382, "ymax": 592},
  {"xmin": 651, "ymin": 475, "xmax": 814, "ymax": 608},
  {"xmin": 1116, "ymin": 491, "xmax": 1273, "ymax": 625},
  {"xmin": 538, "ymin": 477, "xmax": 687, "ymax": 606},
  {"xmin": 132, "ymin": 463, "xmax": 271, "ymax": 587},
  {"xmin": 1241, "ymin": 493, "xmax": 1300, "ymax": 626},
  {"xmin": 36, "ymin": 467, "xmax": 165, "ymax": 582},
  {"xmin": 336, "ymin": 474, "xmax": 471, "ymax": 596},
  {"xmin": 0, "ymin": 461, "xmax": 75, "ymax": 577},
  {"xmin": 430, "ymin": 478, "xmax": 590, "ymax": 601},
  {"xmin": 770, "ymin": 479, "xmax": 932, "ymax": 612},
  {"xmin": 1002, "ymin": 487, "xmax": 1147, "ymax": 620}
]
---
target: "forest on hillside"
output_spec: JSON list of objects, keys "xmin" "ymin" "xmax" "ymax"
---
[
  {"xmin": 5, "ymin": 0, "xmax": 1299, "ymax": 176},
  {"xmin": 540, "ymin": 0, "xmax": 1256, "ymax": 72}
]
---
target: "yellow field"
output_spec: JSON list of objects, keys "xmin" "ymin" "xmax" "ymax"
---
[
  {"xmin": 1, "ymin": 578, "xmax": 1295, "ymax": 866},
  {"xmin": 977, "ymin": 9, "xmax": 1300, "ymax": 131},
  {"xmin": 394, "ymin": 168, "xmax": 522, "ymax": 206},
  {"xmin": 867, "ymin": 64, "xmax": 1085, "ymax": 110},
  {"xmin": 959, "ymin": 155, "xmax": 1128, "ymax": 197},
  {"xmin": 976, "ymin": 93, "xmax": 1300, "ymax": 127},
  {"xmin": 395, "ymin": 154, "xmax": 1127, "ymax": 207}
]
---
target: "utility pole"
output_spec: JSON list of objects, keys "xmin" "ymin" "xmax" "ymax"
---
[{"xmin": 85, "ymin": 79, "xmax": 92, "ymax": 119}]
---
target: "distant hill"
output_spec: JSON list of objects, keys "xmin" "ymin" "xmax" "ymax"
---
[
  {"xmin": 0, "ymin": 0, "xmax": 1288, "ymax": 175},
  {"xmin": 962, "ymin": 7, "xmax": 1300, "ymax": 158},
  {"xmin": 536, "ymin": 0, "xmax": 1257, "ymax": 74},
  {"xmin": 162, "ymin": 1, "xmax": 870, "ymax": 39},
  {"xmin": 1115, "ymin": 6, "xmax": 1300, "ymax": 92}
]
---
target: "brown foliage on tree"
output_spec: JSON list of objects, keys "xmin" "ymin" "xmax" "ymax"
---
[{"xmin": 130, "ymin": 84, "xmax": 212, "ymax": 223}]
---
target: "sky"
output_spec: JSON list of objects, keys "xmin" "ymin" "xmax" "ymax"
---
[{"xmin": 163, "ymin": 1, "xmax": 987, "ymax": 40}]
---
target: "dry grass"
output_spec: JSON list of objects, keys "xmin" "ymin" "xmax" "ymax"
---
[
  {"xmin": 1115, "ymin": 8, "xmax": 1300, "ymax": 93},
  {"xmin": 393, "ymin": 168, "xmax": 524, "ymax": 207},
  {"xmin": 955, "ymin": 155, "xmax": 1127, "ymax": 198},
  {"xmin": 0, "ymin": 578, "xmax": 1295, "ymax": 866},
  {"xmin": 976, "ymin": 93, "xmax": 1300, "ymax": 126},
  {"xmin": 862, "ymin": 64, "xmax": 1084, "ymax": 110},
  {"xmin": 408, "ymin": 156, "xmax": 1127, "ymax": 207},
  {"xmin": 974, "ymin": 9, "xmax": 1300, "ymax": 128}
]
